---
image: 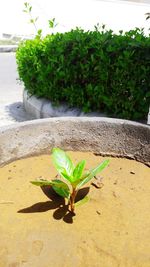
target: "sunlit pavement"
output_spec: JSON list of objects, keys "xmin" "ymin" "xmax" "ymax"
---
[{"xmin": 0, "ymin": 53, "xmax": 34, "ymax": 127}]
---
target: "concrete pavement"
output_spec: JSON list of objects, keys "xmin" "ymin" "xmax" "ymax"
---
[{"xmin": 0, "ymin": 52, "xmax": 34, "ymax": 127}]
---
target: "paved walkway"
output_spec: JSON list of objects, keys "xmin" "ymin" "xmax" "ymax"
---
[{"xmin": 0, "ymin": 52, "xmax": 34, "ymax": 127}]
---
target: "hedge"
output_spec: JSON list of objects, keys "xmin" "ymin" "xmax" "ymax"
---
[{"xmin": 16, "ymin": 27, "xmax": 150, "ymax": 120}]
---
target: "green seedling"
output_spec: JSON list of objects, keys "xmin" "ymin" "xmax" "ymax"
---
[{"xmin": 31, "ymin": 148, "xmax": 109, "ymax": 213}]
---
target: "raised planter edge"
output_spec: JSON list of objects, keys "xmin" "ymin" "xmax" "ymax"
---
[{"xmin": 0, "ymin": 117, "xmax": 149, "ymax": 167}]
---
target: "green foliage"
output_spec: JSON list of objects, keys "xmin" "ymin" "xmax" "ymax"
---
[
  {"xmin": 52, "ymin": 148, "xmax": 74, "ymax": 180},
  {"xmin": 31, "ymin": 148, "xmax": 109, "ymax": 213},
  {"xmin": 48, "ymin": 18, "xmax": 58, "ymax": 29},
  {"xmin": 16, "ymin": 27, "xmax": 150, "ymax": 120}
]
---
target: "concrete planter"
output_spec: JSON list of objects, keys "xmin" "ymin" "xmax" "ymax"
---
[
  {"xmin": 23, "ymin": 90, "xmax": 150, "ymax": 124},
  {"xmin": 148, "ymin": 107, "xmax": 150, "ymax": 125},
  {"xmin": 23, "ymin": 90, "xmax": 107, "ymax": 119},
  {"xmin": 0, "ymin": 117, "xmax": 150, "ymax": 267},
  {"xmin": 0, "ymin": 117, "xmax": 150, "ymax": 167}
]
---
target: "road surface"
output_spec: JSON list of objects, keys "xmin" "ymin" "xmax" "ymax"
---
[{"xmin": 0, "ymin": 52, "xmax": 34, "ymax": 127}]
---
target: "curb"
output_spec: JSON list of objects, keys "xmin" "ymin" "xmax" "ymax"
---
[
  {"xmin": 148, "ymin": 107, "xmax": 150, "ymax": 125},
  {"xmin": 23, "ymin": 90, "xmax": 150, "ymax": 124},
  {"xmin": 23, "ymin": 90, "xmax": 107, "ymax": 119},
  {"xmin": 0, "ymin": 45, "xmax": 18, "ymax": 52}
]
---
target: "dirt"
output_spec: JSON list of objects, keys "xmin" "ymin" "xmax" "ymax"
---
[{"xmin": 0, "ymin": 151, "xmax": 150, "ymax": 267}]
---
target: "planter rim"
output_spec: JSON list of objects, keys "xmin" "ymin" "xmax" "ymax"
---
[
  {"xmin": 1, "ymin": 116, "xmax": 149, "ymax": 132},
  {"xmin": 0, "ymin": 117, "xmax": 149, "ymax": 167}
]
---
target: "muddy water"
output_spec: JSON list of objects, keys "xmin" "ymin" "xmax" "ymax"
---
[{"xmin": 0, "ymin": 151, "xmax": 150, "ymax": 267}]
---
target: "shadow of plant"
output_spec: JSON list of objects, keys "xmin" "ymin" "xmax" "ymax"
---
[{"xmin": 18, "ymin": 186, "xmax": 90, "ymax": 224}]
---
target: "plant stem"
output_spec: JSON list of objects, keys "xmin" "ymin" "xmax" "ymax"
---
[
  {"xmin": 29, "ymin": 12, "xmax": 38, "ymax": 33},
  {"xmin": 69, "ymin": 188, "xmax": 77, "ymax": 213}
]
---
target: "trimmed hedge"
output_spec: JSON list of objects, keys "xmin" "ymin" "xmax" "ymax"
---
[{"xmin": 16, "ymin": 27, "xmax": 150, "ymax": 120}]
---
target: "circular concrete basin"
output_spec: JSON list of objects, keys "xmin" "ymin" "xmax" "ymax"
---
[
  {"xmin": 0, "ymin": 117, "xmax": 150, "ymax": 267},
  {"xmin": 0, "ymin": 117, "xmax": 149, "ymax": 166}
]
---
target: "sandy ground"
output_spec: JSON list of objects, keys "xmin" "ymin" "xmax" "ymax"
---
[{"xmin": 0, "ymin": 151, "xmax": 150, "ymax": 267}]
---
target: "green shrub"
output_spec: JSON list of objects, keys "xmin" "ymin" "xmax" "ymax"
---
[{"xmin": 16, "ymin": 27, "xmax": 150, "ymax": 120}]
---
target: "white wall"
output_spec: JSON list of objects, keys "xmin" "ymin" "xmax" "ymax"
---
[{"xmin": 0, "ymin": 0, "xmax": 149, "ymax": 36}]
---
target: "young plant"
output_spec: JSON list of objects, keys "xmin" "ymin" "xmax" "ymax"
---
[
  {"xmin": 23, "ymin": 2, "xmax": 58, "ymax": 38},
  {"xmin": 31, "ymin": 148, "xmax": 109, "ymax": 213},
  {"xmin": 23, "ymin": 2, "xmax": 39, "ymax": 33}
]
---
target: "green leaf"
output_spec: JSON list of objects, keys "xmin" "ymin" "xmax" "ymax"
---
[
  {"xmin": 145, "ymin": 13, "xmax": 150, "ymax": 20},
  {"xmin": 75, "ymin": 196, "xmax": 89, "ymax": 207},
  {"xmin": 73, "ymin": 160, "xmax": 86, "ymax": 182},
  {"xmin": 31, "ymin": 178, "xmax": 70, "ymax": 198},
  {"xmin": 30, "ymin": 179, "xmax": 53, "ymax": 186},
  {"xmin": 51, "ymin": 179, "xmax": 70, "ymax": 198},
  {"xmin": 30, "ymin": 19, "xmax": 34, "ymax": 24},
  {"xmin": 48, "ymin": 19, "xmax": 55, "ymax": 28},
  {"xmin": 77, "ymin": 159, "xmax": 109, "ymax": 188},
  {"xmin": 24, "ymin": 2, "xmax": 28, "ymax": 8},
  {"xmin": 52, "ymin": 148, "xmax": 74, "ymax": 181},
  {"xmin": 52, "ymin": 185, "xmax": 70, "ymax": 198},
  {"xmin": 61, "ymin": 171, "xmax": 73, "ymax": 182},
  {"xmin": 72, "ymin": 171, "xmax": 90, "ymax": 187},
  {"xmin": 37, "ymin": 29, "xmax": 42, "ymax": 34},
  {"xmin": 48, "ymin": 18, "xmax": 58, "ymax": 28},
  {"xmin": 80, "ymin": 171, "xmax": 90, "ymax": 180}
]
